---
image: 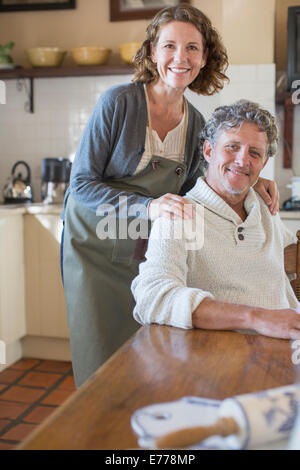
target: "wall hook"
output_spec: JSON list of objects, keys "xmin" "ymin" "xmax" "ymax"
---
[{"xmin": 16, "ymin": 77, "xmax": 34, "ymax": 113}]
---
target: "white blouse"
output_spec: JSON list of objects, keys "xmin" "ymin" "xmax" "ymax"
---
[{"xmin": 134, "ymin": 100, "xmax": 186, "ymax": 175}]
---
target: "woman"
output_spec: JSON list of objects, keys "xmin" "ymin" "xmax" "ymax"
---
[{"xmin": 62, "ymin": 3, "xmax": 278, "ymax": 388}]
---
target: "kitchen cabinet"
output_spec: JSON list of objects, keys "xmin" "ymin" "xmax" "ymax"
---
[
  {"xmin": 0, "ymin": 212, "xmax": 26, "ymax": 367},
  {"xmin": 24, "ymin": 212, "xmax": 69, "ymax": 339},
  {"xmin": 280, "ymin": 211, "xmax": 300, "ymax": 235}
]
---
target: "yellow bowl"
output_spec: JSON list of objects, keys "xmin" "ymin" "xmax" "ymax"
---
[
  {"xmin": 26, "ymin": 47, "xmax": 66, "ymax": 67},
  {"xmin": 71, "ymin": 47, "xmax": 111, "ymax": 66},
  {"xmin": 119, "ymin": 42, "xmax": 142, "ymax": 64}
]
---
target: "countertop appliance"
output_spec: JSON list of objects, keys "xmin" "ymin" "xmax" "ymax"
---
[
  {"xmin": 3, "ymin": 160, "xmax": 33, "ymax": 204},
  {"xmin": 283, "ymin": 176, "xmax": 300, "ymax": 211},
  {"xmin": 41, "ymin": 158, "xmax": 71, "ymax": 204}
]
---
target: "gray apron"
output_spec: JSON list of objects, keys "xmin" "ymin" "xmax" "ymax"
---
[{"xmin": 63, "ymin": 94, "xmax": 189, "ymax": 388}]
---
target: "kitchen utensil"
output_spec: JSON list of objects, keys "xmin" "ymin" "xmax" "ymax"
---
[
  {"xmin": 119, "ymin": 42, "xmax": 142, "ymax": 64},
  {"xmin": 41, "ymin": 158, "xmax": 71, "ymax": 204},
  {"xmin": 156, "ymin": 417, "xmax": 238, "ymax": 449},
  {"xmin": 286, "ymin": 176, "xmax": 300, "ymax": 201},
  {"xmin": 71, "ymin": 46, "xmax": 111, "ymax": 65},
  {"xmin": 154, "ymin": 384, "xmax": 300, "ymax": 449},
  {"xmin": 26, "ymin": 48, "xmax": 66, "ymax": 67},
  {"xmin": 282, "ymin": 177, "xmax": 300, "ymax": 210},
  {"xmin": 3, "ymin": 160, "xmax": 33, "ymax": 203}
]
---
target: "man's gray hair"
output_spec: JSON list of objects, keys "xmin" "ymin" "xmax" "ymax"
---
[{"xmin": 199, "ymin": 100, "xmax": 279, "ymax": 169}]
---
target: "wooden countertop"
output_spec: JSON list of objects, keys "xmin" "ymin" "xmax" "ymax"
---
[
  {"xmin": 0, "ymin": 203, "xmax": 62, "ymax": 215},
  {"xmin": 18, "ymin": 325, "xmax": 297, "ymax": 450}
]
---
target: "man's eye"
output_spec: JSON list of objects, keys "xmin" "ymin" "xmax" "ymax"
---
[{"xmin": 250, "ymin": 151, "xmax": 261, "ymax": 158}]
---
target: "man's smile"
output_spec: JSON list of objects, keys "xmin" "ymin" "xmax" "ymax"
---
[{"xmin": 226, "ymin": 166, "xmax": 250, "ymax": 177}]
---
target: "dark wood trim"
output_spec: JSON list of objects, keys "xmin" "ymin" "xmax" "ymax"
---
[
  {"xmin": 0, "ymin": 65, "xmax": 134, "ymax": 80},
  {"xmin": 287, "ymin": 6, "xmax": 300, "ymax": 91},
  {"xmin": 0, "ymin": 0, "xmax": 75, "ymax": 13},
  {"xmin": 283, "ymin": 95, "xmax": 295, "ymax": 169},
  {"xmin": 110, "ymin": 0, "xmax": 190, "ymax": 22}
]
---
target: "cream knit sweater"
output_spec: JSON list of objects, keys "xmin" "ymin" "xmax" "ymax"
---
[{"xmin": 131, "ymin": 177, "xmax": 299, "ymax": 329}]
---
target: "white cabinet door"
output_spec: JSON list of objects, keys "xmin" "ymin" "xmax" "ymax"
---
[
  {"xmin": 0, "ymin": 214, "xmax": 26, "ymax": 345},
  {"xmin": 24, "ymin": 214, "xmax": 69, "ymax": 339},
  {"xmin": 280, "ymin": 218, "xmax": 300, "ymax": 236}
]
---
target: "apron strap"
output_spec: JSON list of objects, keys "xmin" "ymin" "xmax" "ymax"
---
[{"xmin": 144, "ymin": 85, "xmax": 189, "ymax": 162}]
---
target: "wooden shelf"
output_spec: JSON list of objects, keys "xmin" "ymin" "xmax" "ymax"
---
[
  {"xmin": 0, "ymin": 64, "xmax": 134, "ymax": 80},
  {"xmin": 275, "ymin": 90, "xmax": 295, "ymax": 169},
  {"xmin": 0, "ymin": 64, "xmax": 134, "ymax": 114}
]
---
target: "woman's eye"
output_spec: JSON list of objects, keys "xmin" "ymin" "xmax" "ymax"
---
[{"xmin": 188, "ymin": 45, "xmax": 199, "ymax": 51}]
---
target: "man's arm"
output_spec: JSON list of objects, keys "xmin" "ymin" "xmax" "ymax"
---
[{"xmin": 192, "ymin": 298, "xmax": 300, "ymax": 340}]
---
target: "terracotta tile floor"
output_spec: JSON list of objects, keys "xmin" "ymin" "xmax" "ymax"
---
[{"xmin": 0, "ymin": 358, "xmax": 75, "ymax": 449}]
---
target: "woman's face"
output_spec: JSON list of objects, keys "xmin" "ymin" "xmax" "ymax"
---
[{"xmin": 151, "ymin": 21, "xmax": 207, "ymax": 93}]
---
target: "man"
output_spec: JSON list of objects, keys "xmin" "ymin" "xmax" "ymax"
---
[{"xmin": 131, "ymin": 100, "xmax": 300, "ymax": 340}]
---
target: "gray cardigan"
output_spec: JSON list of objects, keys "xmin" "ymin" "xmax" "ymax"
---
[{"xmin": 62, "ymin": 81, "xmax": 205, "ymax": 219}]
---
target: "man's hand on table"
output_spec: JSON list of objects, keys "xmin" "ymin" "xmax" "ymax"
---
[{"xmin": 192, "ymin": 298, "xmax": 300, "ymax": 340}]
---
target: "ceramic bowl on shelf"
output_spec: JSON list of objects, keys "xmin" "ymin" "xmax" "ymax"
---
[
  {"xmin": 26, "ymin": 48, "xmax": 66, "ymax": 67},
  {"xmin": 71, "ymin": 46, "xmax": 111, "ymax": 66},
  {"xmin": 119, "ymin": 42, "xmax": 142, "ymax": 64}
]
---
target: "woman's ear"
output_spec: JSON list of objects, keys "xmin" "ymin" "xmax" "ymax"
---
[
  {"xmin": 203, "ymin": 140, "xmax": 213, "ymax": 164},
  {"xmin": 202, "ymin": 48, "xmax": 208, "ymax": 68},
  {"xmin": 150, "ymin": 42, "xmax": 156, "ymax": 63}
]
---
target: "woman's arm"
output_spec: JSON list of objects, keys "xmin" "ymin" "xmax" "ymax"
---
[{"xmin": 70, "ymin": 89, "xmax": 152, "ymax": 216}]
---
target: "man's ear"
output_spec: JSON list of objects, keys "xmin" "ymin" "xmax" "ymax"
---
[{"xmin": 203, "ymin": 140, "xmax": 213, "ymax": 164}]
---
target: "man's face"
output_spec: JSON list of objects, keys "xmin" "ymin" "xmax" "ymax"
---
[{"xmin": 203, "ymin": 122, "xmax": 269, "ymax": 199}]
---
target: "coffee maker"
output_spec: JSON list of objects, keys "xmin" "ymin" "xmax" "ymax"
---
[{"xmin": 41, "ymin": 158, "xmax": 72, "ymax": 204}]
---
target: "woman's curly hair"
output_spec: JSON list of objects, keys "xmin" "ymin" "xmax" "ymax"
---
[{"xmin": 132, "ymin": 3, "xmax": 229, "ymax": 96}]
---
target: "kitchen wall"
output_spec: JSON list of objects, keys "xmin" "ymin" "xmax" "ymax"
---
[
  {"xmin": 275, "ymin": 0, "xmax": 300, "ymax": 72},
  {"xmin": 0, "ymin": 63, "xmax": 276, "ymax": 203},
  {"xmin": 0, "ymin": 74, "xmax": 132, "ymax": 202},
  {"xmin": 276, "ymin": 106, "xmax": 300, "ymax": 205},
  {"xmin": 275, "ymin": 0, "xmax": 300, "ymax": 204},
  {"xmin": 1, "ymin": 0, "xmax": 293, "ymax": 205},
  {"xmin": 0, "ymin": 0, "xmax": 275, "ymax": 66}
]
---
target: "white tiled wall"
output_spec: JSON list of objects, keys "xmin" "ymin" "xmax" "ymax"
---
[
  {"xmin": 0, "ymin": 75, "xmax": 132, "ymax": 203},
  {"xmin": 0, "ymin": 64, "xmax": 276, "ymax": 203},
  {"xmin": 275, "ymin": 104, "xmax": 300, "ymax": 206}
]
